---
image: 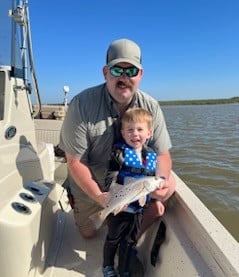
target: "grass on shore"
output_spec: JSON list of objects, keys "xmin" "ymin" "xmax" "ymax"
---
[{"xmin": 159, "ymin": 96, "xmax": 239, "ymax": 106}]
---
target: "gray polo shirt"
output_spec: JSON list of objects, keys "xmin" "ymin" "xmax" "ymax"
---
[{"xmin": 59, "ymin": 83, "xmax": 171, "ymax": 197}]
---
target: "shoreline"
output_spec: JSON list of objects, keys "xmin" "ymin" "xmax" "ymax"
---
[
  {"xmin": 159, "ymin": 96, "xmax": 239, "ymax": 106},
  {"xmin": 43, "ymin": 96, "xmax": 239, "ymax": 107}
]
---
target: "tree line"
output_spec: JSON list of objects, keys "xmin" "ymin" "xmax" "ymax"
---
[{"xmin": 159, "ymin": 96, "xmax": 239, "ymax": 106}]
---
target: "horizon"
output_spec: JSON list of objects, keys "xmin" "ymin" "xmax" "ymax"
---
[{"xmin": 43, "ymin": 95, "xmax": 239, "ymax": 106}]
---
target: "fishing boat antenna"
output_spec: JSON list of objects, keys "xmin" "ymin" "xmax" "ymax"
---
[
  {"xmin": 9, "ymin": 0, "xmax": 41, "ymax": 117},
  {"xmin": 63, "ymin": 85, "xmax": 69, "ymax": 110}
]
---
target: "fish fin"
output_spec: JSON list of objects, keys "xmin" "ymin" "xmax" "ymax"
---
[
  {"xmin": 113, "ymin": 207, "xmax": 122, "ymax": 215},
  {"xmin": 113, "ymin": 204, "xmax": 128, "ymax": 215},
  {"xmin": 89, "ymin": 211, "xmax": 105, "ymax": 230},
  {"xmin": 139, "ymin": 195, "xmax": 147, "ymax": 207}
]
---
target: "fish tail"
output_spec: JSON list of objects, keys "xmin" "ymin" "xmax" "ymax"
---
[{"xmin": 89, "ymin": 211, "xmax": 105, "ymax": 230}]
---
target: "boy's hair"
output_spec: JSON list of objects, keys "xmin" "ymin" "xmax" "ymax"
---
[{"xmin": 121, "ymin": 108, "xmax": 153, "ymax": 129}]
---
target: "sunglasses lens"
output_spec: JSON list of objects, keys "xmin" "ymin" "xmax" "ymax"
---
[
  {"xmin": 125, "ymin": 67, "xmax": 139, "ymax": 77},
  {"xmin": 110, "ymin": 66, "xmax": 139, "ymax": 77},
  {"xmin": 110, "ymin": 67, "xmax": 123, "ymax": 77}
]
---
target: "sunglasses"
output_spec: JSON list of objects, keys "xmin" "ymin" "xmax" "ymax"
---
[{"xmin": 110, "ymin": 66, "xmax": 139, "ymax": 78}]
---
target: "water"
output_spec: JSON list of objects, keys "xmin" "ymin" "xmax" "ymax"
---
[{"xmin": 162, "ymin": 103, "xmax": 239, "ymax": 242}]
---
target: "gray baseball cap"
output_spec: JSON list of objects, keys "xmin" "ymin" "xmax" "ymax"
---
[{"xmin": 106, "ymin": 39, "xmax": 142, "ymax": 69}]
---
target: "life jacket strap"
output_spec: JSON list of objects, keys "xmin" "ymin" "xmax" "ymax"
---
[{"xmin": 121, "ymin": 165, "xmax": 155, "ymax": 176}]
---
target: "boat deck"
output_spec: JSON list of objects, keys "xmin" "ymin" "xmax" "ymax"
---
[
  {"xmin": 42, "ymin": 172, "xmax": 239, "ymax": 277},
  {"xmin": 47, "ymin": 208, "xmax": 106, "ymax": 277}
]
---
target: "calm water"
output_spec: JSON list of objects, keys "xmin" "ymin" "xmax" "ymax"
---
[{"xmin": 162, "ymin": 103, "xmax": 239, "ymax": 242}]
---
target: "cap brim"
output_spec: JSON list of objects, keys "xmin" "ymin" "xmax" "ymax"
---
[{"xmin": 107, "ymin": 58, "xmax": 142, "ymax": 69}]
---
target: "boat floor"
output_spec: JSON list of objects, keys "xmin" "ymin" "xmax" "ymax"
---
[
  {"xmin": 45, "ymin": 184, "xmax": 150, "ymax": 277},
  {"xmin": 49, "ymin": 208, "xmax": 106, "ymax": 277},
  {"xmin": 40, "ymin": 171, "xmax": 239, "ymax": 277}
]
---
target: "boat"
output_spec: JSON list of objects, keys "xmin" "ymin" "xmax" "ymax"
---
[{"xmin": 1, "ymin": 1, "xmax": 239, "ymax": 276}]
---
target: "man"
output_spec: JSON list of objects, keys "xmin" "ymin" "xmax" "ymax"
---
[{"xmin": 59, "ymin": 38, "xmax": 176, "ymax": 239}]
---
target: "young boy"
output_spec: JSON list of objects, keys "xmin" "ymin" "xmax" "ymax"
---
[{"xmin": 102, "ymin": 108, "xmax": 164, "ymax": 277}]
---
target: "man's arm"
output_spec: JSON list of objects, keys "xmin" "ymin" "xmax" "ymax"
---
[
  {"xmin": 156, "ymin": 150, "xmax": 172, "ymax": 180},
  {"xmin": 66, "ymin": 153, "xmax": 110, "ymax": 207},
  {"xmin": 151, "ymin": 150, "xmax": 175, "ymax": 202}
]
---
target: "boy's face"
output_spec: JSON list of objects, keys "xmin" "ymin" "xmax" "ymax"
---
[{"xmin": 121, "ymin": 121, "xmax": 152, "ymax": 151}]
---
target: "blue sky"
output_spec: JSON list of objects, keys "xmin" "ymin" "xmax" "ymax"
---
[{"xmin": 28, "ymin": 0, "xmax": 239, "ymax": 103}]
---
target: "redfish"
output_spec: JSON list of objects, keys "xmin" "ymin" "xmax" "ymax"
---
[{"xmin": 91, "ymin": 176, "xmax": 164, "ymax": 229}]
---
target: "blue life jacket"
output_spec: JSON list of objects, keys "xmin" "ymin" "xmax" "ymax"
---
[{"xmin": 112, "ymin": 143, "xmax": 157, "ymax": 212}]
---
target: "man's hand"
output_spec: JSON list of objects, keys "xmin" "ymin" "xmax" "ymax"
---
[
  {"xmin": 150, "ymin": 179, "xmax": 172, "ymax": 201},
  {"xmin": 94, "ymin": 192, "xmax": 111, "ymax": 208}
]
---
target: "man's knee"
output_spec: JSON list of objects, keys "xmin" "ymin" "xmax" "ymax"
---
[
  {"xmin": 70, "ymin": 193, "xmax": 102, "ymax": 238},
  {"xmin": 80, "ymin": 227, "xmax": 97, "ymax": 239},
  {"xmin": 77, "ymin": 218, "xmax": 97, "ymax": 239}
]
